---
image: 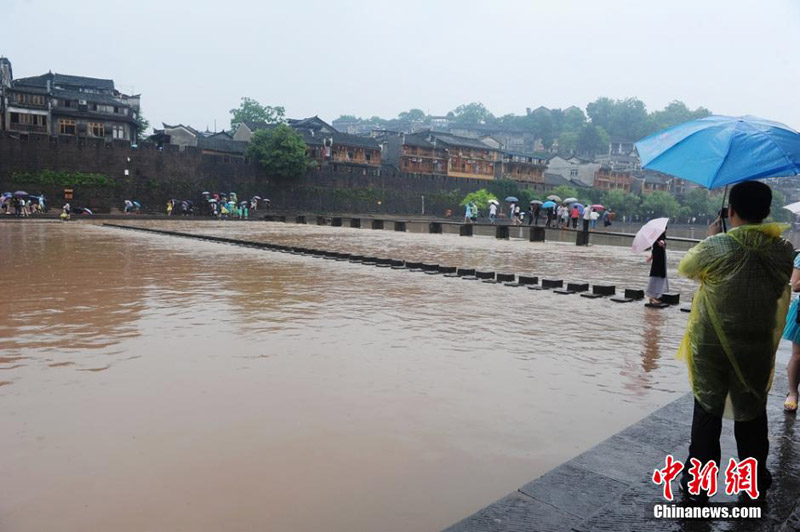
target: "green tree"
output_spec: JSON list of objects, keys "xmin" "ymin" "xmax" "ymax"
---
[
  {"xmin": 135, "ymin": 112, "xmax": 150, "ymax": 140},
  {"xmin": 397, "ymin": 109, "xmax": 426, "ymax": 122},
  {"xmin": 230, "ymin": 97, "xmax": 285, "ymax": 130},
  {"xmin": 245, "ymin": 125, "xmax": 313, "ymax": 180},
  {"xmin": 557, "ymin": 131, "xmax": 579, "ymax": 154},
  {"xmin": 576, "ymin": 125, "xmax": 610, "ymax": 155},
  {"xmin": 551, "ymin": 185, "xmax": 579, "ymax": 201},
  {"xmin": 648, "ymin": 101, "xmax": 711, "ymax": 135},
  {"xmin": 601, "ymin": 190, "xmax": 641, "ymax": 218},
  {"xmin": 450, "ymin": 102, "xmax": 496, "ymax": 125},
  {"xmin": 640, "ymin": 191, "xmax": 681, "ymax": 218},
  {"xmin": 460, "ymin": 189, "xmax": 498, "ymax": 209},
  {"xmin": 768, "ymin": 189, "xmax": 792, "ymax": 223},
  {"xmin": 682, "ymin": 187, "xmax": 713, "ymax": 218},
  {"xmin": 562, "ymin": 106, "xmax": 587, "ymax": 133},
  {"xmin": 487, "ymin": 179, "xmax": 521, "ymax": 202},
  {"xmin": 586, "ymin": 97, "xmax": 650, "ymax": 140}
]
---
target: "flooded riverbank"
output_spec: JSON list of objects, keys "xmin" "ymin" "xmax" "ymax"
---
[{"xmin": 1, "ymin": 220, "xmax": 693, "ymax": 532}]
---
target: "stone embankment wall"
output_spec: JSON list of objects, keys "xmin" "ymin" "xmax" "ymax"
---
[{"xmin": 0, "ymin": 133, "xmax": 486, "ymax": 215}]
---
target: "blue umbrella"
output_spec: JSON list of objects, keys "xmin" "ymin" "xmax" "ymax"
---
[
  {"xmin": 132, "ymin": 201, "xmax": 141, "ymax": 208},
  {"xmin": 505, "ymin": 196, "xmax": 519, "ymax": 202},
  {"xmin": 635, "ymin": 115, "xmax": 800, "ymax": 189},
  {"xmin": 541, "ymin": 200, "xmax": 557, "ymax": 209}
]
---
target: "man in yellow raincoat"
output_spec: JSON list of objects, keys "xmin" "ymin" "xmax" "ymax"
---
[{"xmin": 677, "ymin": 181, "xmax": 794, "ymax": 500}]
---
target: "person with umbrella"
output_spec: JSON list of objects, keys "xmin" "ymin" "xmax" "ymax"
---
[
  {"xmin": 530, "ymin": 201, "xmax": 542, "ymax": 226},
  {"xmin": 506, "ymin": 196, "xmax": 518, "ymax": 225},
  {"xmin": 541, "ymin": 200, "xmax": 556, "ymax": 227},
  {"xmin": 644, "ymin": 226, "xmax": 668, "ymax": 305},
  {"xmin": 676, "ymin": 181, "xmax": 793, "ymax": 501},
  {"xmin": 488, "ymin": 199, "xmax": 498, "ymax": 224}
]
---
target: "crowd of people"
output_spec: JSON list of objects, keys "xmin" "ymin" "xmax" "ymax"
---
[{"xmin": 1, "ymin": 193, "xmax": 46, "ymax": 216}]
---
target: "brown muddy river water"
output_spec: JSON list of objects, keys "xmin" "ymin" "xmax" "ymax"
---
[{"xmin": 1, "ymin": 220, "xmax": 697, "ymax": 532}]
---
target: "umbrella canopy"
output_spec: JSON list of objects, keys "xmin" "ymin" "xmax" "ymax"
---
[
  {"xmin": 505, "ymin": 196, "xmax": 519, "ymax": 202},
  {"xmin": 632, "ymin": 218, "xmax": 669, "ymax": 253},
  {"xmin": 592, "ymin": 204, "xmax": 605, "ymax": 212},
  {"xmin": 635, "ymin": 115, "xmax": 800, "ymax": 189},
  {"xmin": 546, "ymin": 195, "xmax": 562, "ymax": 202},
  {"xmin": 132, "ymin": 201, "xmax": 141, "ymax": 207},
  {"xmin": 562, "ymin": 197, "xmax": 578, "ymax": 204},
  {"xmin": 240, "ymin": 201, "xmax": 248, "ymax": 205},
  {"xmin": 530, "ymin": 200, "xmax": 543, "ymax": 205},
  {"xmin": 13, "ymin": 190, "xmax": 28, "ymax": 197},
  {"xmin": 488, "ymin": 199, "xmax": 500, "ymax": 205},
  {"xmin": 783, "ymin": 201, "xmax": 800, "ymax": 215},
  {"xmin": 82, "ymin": 208, "xmax": 93, "ymax": 214},
  {"xmin": 252, "ymin": 195, "xmax": 262, "ymax": 200},
  {"xmin": 541, "ymin": 200, "xmax": 557, "ymax": 209},
  {"xmin": 208, "ymin": 198, "xmax": 218, "ymax": 203},
  {"xmin": 201, "ymin": 191, "xmax": 210, "ymax": 195}
]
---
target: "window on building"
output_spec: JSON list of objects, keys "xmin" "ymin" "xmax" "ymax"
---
[
  {"xmin": 89, "ymin": 123, "xmax": 104, "ymax": 137},
  {"xmin": 10, "ymin": 112, "xmax": 19, "ymax": 124},
  {"xmin": 112, "ymin": 125, "xmax": 125, "ymax": 139},
  {"xmin": 365, "ymin": 153, "xmax": 371, "ymax": 162},
  {"xmin": 59, "ymin": 119, "xmax": 77, "ymax": 135},
  {"xmin": 347, "ymin": 151, "xmax": 353, "ymax": 160},
  {"xmin": 570, "ymin": 169, "xmax": 578, "ymax": 177}
]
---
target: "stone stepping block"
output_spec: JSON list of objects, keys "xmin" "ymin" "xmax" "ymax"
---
[
  {"xmin": 476, "ymin": 271, "xmax": 495, "ymax": 280},
  {"xmin": 334, "ymin": 253, "xmax": 351, "ymax": 261},
  {"xmin": 496, "ymin": 273, "xmax": 515, "ymax": 283},
  {"xmin": 349, "ymin": 255, "xmax": 366, "ymax": 262},
  {"xmin": 404, "ymin": 261, "xmax": 423, "ymax": 270},
  {"xmin": 553, "ymin": 289, "xmax": 575, "ymax": 295},
  {"xmin": 680, "ymin": 305, "xmax": 692, "ymax": 313},
  {"xmin": 371, "ymin": 220, "xmax": 384, "ymax": 230},
  {"xmin": 295, "ymin": 216, "xmax": 306, "ymax": 224},
  {"xmin": 625, "ymin": 288, "xmax": 644, "ymax": 300},
  {"xmin": 518, "ymin": 276, "xmax": 538, "ymax": 285},
  {"xmin": 541, "ymin": 279, "xmax": 563, "ymax": 289},
  {"xmin": 361, "ymin": 257, "xmax": 378, "ymax": 265},
  {"xmin": 374, "ymin": 258, "xmax": 392, "ymax": 267},
  {"xmin": 566, "ymin": 282, "xmax": 589, "ymax": 292},
  {"xmin": 421, "ymin": 263, "xmax": 440, "ymax": 273},
  {"xmin": 350, "ymin": 218, "xmax": 361, "ymax": 228},
  {"xmin": 580, "ymin": 293, "xmax": 604, "ymax": 299},
  {"xmin": 610, "ymin": 296, "xmax": 634, "ymax": 303},
  {"xmin": 394, "ymin": 221, "xmax": 407, "ymax": 232},
  {"xmin": 645, "ymin": 301, "xmax": 671, "ymax": 309},
  {"xmin": 437, "ymin": 265, "xmax": 457, "ymax": 274},
  {"xmin": 661, "ymin": 293, "xmax": 680, "ymax": 305},
  {"xmin": 592, "ymin": 284, "xmax": 616, "ymax": 296},
  {"xmin": 457, "ymin": 268, "xmax": 476, "ymax": 277}
]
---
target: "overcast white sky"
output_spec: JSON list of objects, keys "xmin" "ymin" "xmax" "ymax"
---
[{"xmin": 5, "ymin": 0, "xmax": 800, "ymax": 133}]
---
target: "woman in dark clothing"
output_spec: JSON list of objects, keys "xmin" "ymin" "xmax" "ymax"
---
[{"xmin": 646, "ymin": 231, "xmax": 669, "ymax": 304}]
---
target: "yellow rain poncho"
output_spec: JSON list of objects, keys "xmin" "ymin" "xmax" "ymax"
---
[{"xmin": 677, "ymin": 223, "xmax": 794, "ymax": 421}]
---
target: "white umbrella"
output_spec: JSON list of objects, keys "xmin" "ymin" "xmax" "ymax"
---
[
  {"xmin": 632, "ymin": 218, "xmax": 669, "ymax": 253},
  {"xmin": 562, "ymin": 197, "xmax": 578, "ymax": 204},
  {"xmin": 546, "ymin": 195, "xmax": 562, "ymax": 202},
  {"xmin": 783, "ymin": 201, "xmax": 800, "ymax": 215},
  {"xmin": 488, "ymin": 199, "xmax": 499, "ymax": 205}
]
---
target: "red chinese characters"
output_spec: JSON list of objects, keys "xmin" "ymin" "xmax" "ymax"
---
[
  {"xmin": 652, "ymin": 454, "xmax": 684, "ymax": 501},
  {"xmin": 653, "ymin": 456, "xmax": 760, "ymax": 501},
  {"xmin": 724, "ymin": 457, "xmax": 759, "ymax": 500}
]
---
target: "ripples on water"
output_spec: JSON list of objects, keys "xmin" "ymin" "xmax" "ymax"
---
[{"xmin": 0, "ymin": 220, "xmax": 693, "ymax": 532}]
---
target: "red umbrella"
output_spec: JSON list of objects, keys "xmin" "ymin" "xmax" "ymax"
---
[{"xmin": 592, "ymin": 204, "xmax": 605, "ymax": 211}]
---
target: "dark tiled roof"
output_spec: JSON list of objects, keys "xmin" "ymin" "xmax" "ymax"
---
[
  {"xmin": 162, "ymin": 123, "xmax": 201, "ymax": 136},
  {"xmin": 52, "ymin": 88, "xmax": 132, "ymax": 106},
  {"xmin": 544, "ymin": 172, "xmax": 573, "ymax": 186},
  {"xmin": 196, "ymin": 136, "xmax": 249, "ymax": 154},
  {"xmin": 402, "ymin": 133, "xmax": 436, "ymax": 149},
  {"xmin": 331, "ymin": 131, "xmax": 380, "ymax": 149},
  {"xmin": 570, "ymin": 178, "xmax": 591, "ymax": 188},
  {"xmin": 429, "ymin": 132, "xmax": 497, "ymax": 151},
  {"xmin": 242, "ymin": 119, "xmax": 269, "ymax": 132},
  {"xmin": 14, "ymin": 72, "xmax": 115, "ymax": 91}
]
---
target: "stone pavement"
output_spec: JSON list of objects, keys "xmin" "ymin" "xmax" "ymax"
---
[{"xmin": 445, "ymin": 347, "xmax": 800, "ymax": 532}]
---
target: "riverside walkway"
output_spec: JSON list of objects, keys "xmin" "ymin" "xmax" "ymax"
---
[{"xmin": 444, "ymin": 344, "xmax": 800, "ymax": 532}]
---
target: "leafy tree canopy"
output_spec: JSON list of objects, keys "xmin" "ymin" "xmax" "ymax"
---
[
  {"xmin": 230, "ymin": 97, "xmax": 285, "ymax": 130},
  {"xmin": 460, "ymin": 189, "xmax": 498, "ymax": 208},
  {"xmin": 245, "ymin": 124, "xmax": 313, "ymax": 180},
  {"xmin": 397, "ymin": 108, "xmax": 427, "ymax": 122},
  {"xmin": 450, "ymin": 102, "xmax": 496, "ymax": 125},
  {"xmin": 640, "ymin": 191, "xmax": 682, "ymax": 218}
]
